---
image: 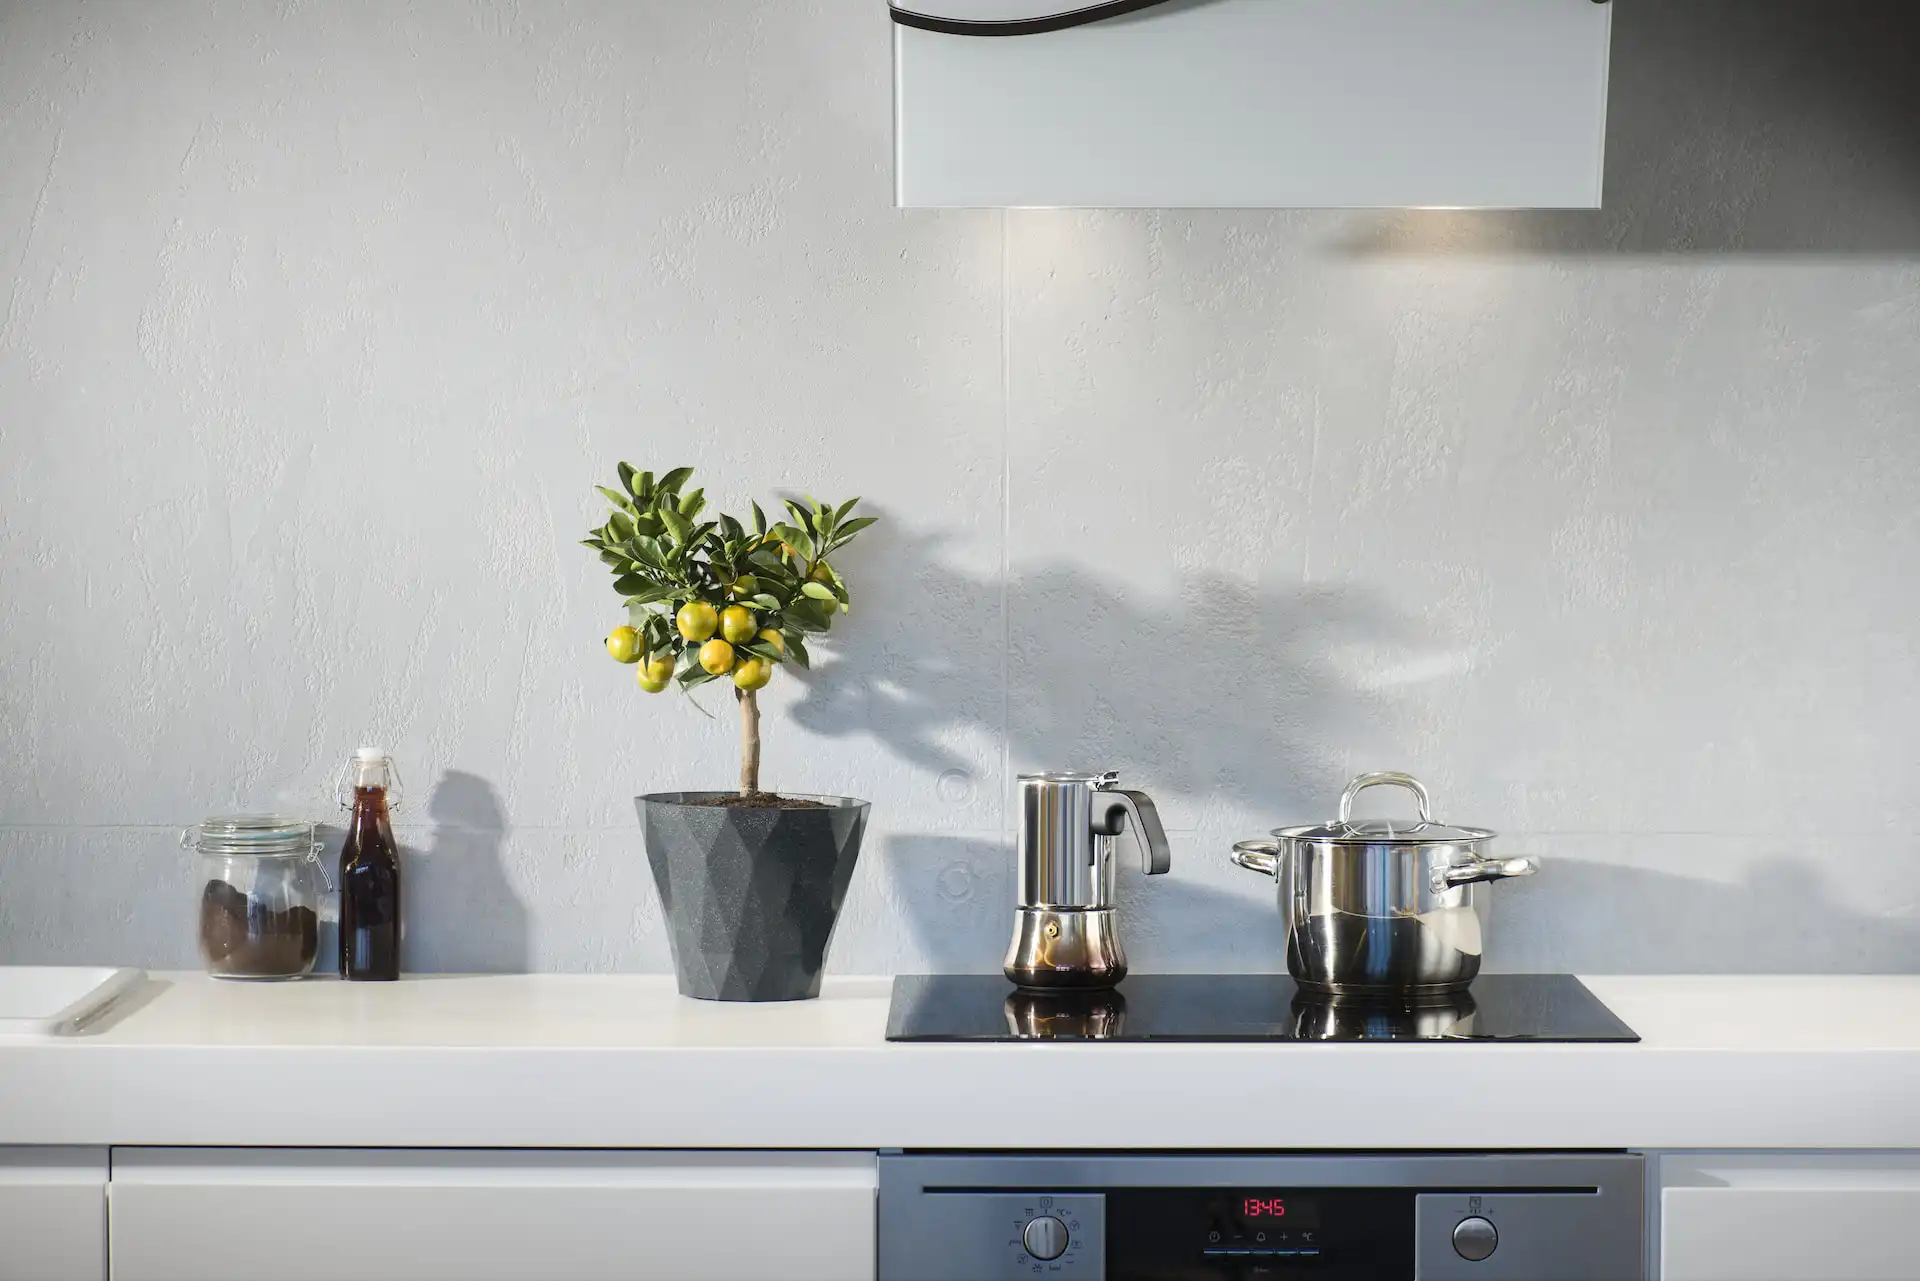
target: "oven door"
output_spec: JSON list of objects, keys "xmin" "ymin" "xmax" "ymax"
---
[{"xmin": 878, "ymin": 1152, "xmax": 1644, "ymax": 1281}]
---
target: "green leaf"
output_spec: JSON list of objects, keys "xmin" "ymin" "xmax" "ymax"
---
[
  {"xmin": 606, "ymin": 510, "xmax": 635, "ymax": 541},
  {"xmin": 801, "ymin": 581, "xmax": 836, "ymax": 602},
  {"xmin": 787, "ymin": 599, "xmax": 833, "ymax": 632},
  {"xmin": 833, "ymin": 497, "xmax": 860, "ymax": 525},
  {"xmin": 750, "ymin": 592, "xmax": 783, "ymax": 611},
  {"xmin": 624, "ymin": 584, "xmax": 678, "ymax": 606},
  {"xmin": 718, "ymin": 514, "xmax": 744, "ymax": 544},
  {"xmin": 678, "ymin": 488, "xmax": 706, "ymax": 520},
  {"xmin": 750, "ymin": 501, "xmax": 767, "ymax": 536},
  {"xmin": 783, "ymin": 632, "xmax": 811, "ymax": 669},
  {"xmin": 596, "ymin": 486, "xmax": 633, "ymax": 512},
  {"xmin": 660, "ymin": 508, "xmax": 692, "ymax": 545},
  {"xmin": 631, "ymin": 536, "xmax": 667, "ymax": 569},
  {"xmin": 741, "ymin": 641, "xmax": 784, "ymax": 662},
  {"xmin": 658, "ymin": 466, "xmax": 695, "ymax": 495},
  {"xmin": 613, "ymin": 573, "xmax": 646, "ymax": 595},
  {"xmin": 771, "ymin": 524, "xmax": 816, "ymax": 562},
  {"xmin": 634, "ymin": 470, "xmax": 655, "ymax": 503},
  {"xmin": 677, "ymin": 666, "xmax": 722, "ymax": 690},
  {"xmin": 747, "ymin": 547, "xmax": 790, "ymax": 577},
  {"xmin": 630, "ymin": 599, "xmax": 679, "ymax": 631},
  {"xmin": 617, "ymin": 462, "xmax": 637, "ymax": 496},
  {"xmin": 598, "ymin": 550, "xmax": 625, "ymax": 567}
]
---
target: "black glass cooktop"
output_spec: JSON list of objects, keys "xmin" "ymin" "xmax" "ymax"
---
[{"xmin": 886, "ymin": 974, "xmax": 1637, "ymax": 1043}]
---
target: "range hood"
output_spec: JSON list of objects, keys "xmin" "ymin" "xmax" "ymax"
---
[{"xmin": 892, "ymin": 0, "xmax": 1613, "ymax": 209}]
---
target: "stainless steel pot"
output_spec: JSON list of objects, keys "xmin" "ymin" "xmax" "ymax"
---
[{"xmin": 1231, "ymin": 772, "xmax": 1537, "ymax": 999}]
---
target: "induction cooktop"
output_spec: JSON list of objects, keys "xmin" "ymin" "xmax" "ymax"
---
[{"xmin": 885, "ymin": 973, "xmax": 1638, "ymax": 1043}]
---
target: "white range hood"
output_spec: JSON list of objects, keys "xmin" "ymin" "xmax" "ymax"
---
[{"xmin": 892, "ymin": 0, "xmax": 1614, "ymax": 209}]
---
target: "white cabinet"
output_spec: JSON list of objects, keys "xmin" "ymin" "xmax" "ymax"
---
[
  {"xmin": 0, "ymin": 1147, "xmax": 106, "ymax": 1281},
  {"xmin": 109, "ymin": 1149, "xmax": 876, "ymax": 1281},
  {"xmin": 1661, "ymin": 1155, "xmax": 1920, "ymax": 1281}
]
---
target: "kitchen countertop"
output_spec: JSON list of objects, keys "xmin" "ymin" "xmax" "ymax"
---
[{"xmin": 1, "ymin": 973, "xmax": 1915, "ymax": 1150}]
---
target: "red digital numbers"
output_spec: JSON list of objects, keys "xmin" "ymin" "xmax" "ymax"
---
[{"xmin": 1242, "ymin": 1198, "xmax": 1287, "ymax": 1218}]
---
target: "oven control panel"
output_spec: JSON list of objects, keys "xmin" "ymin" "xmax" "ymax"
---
[{"xmin": 877, "ymin": 1153, "xmax": 1645, "ymax": 1281}]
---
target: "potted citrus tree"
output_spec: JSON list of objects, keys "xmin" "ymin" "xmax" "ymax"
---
[{"xmin": 583, "ymin": 465, "xmax": 876, "ymax": 1001}]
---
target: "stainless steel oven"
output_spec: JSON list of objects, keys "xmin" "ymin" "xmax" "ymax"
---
[{"xmin": 878, "ymin": 1152, "xmax": 1644, "ymax": 1280}]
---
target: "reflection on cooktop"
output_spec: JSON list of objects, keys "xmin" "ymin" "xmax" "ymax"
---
[{"xmin": 885, "ymin": 974, "xmax": 1638, "ymax": 1043}]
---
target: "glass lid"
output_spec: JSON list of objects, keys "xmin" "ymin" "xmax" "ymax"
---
[
  {"xmin": 1273, "ymin": 772, "xmax": 1495, "ymax": 845},
  {"xmin": 184, "ymin": 814, "xmax": 315, "ymax": 855}
]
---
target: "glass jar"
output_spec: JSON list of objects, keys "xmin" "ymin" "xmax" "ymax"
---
[{"xmin": 183, "ymin": 815, "xmax": 328, "ymax": 980}]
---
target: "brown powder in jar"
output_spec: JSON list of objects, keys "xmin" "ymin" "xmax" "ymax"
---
[{"xmin": 199, "ymin": 879, "xmax": 319, "ymax": 977}]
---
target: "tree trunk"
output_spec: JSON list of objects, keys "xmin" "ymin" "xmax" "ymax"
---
[{"xmin": 737, "ymin": 687, "xmax": 761, "ymax": 796}]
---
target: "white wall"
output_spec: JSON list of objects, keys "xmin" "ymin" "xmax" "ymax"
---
[{"xmin": 1, "ymin": 1, "xmax": 1915, "ymax": 975}]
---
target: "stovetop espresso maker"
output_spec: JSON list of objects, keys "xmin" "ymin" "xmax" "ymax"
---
[{"xmin": 1005, "ymin": 771, "xmax": 1170, "ymax": 990}]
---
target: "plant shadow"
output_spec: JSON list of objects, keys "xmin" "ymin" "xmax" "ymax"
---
[{"xmin": 790, "ymin": 521, "xmax": 1435, "ymax": 831}]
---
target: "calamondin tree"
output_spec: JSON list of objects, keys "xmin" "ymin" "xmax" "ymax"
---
[{"xmin": 583, "ymin": 465, "xmax": 874, "ymax": 800}]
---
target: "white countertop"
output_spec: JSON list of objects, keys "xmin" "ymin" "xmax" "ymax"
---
[{"xmin": 2, "ymin": 973, "xmax": 1915, "ymax": 1150}]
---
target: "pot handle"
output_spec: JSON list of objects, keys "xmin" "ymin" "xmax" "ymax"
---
[
  {"xmin": 1338, "ymin": 771, "xmax": 1433, "ymax": 828},
  {"xmin": 1231, "ymin": 839, "xmax": 1281, "ymax": 878},
  {"xmin": 1435, "ymin": 855, "xmax": 1539, "ymax": 890}
]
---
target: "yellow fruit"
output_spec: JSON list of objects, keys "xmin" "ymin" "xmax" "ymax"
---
[
  {"xmin": 757, "ymin": 628, "xmax": 785, "ymax": 656},
  {"xmin": 720, "ymin": 605, "xmax": 756, "ymax": 644},
  {"xmin": 675, "ymin": 601, "xmax": 718, "ymax": 642},
  {"xmin": 698, "ymin": 638, "xmax": 736, "ymax": 675},
  {"xmin": 643, "ymin": 656, "xmax": 674, "ymax": 683},
  {"xmin": 808, "ymin": 562, "xmax": 834, "ymax": 584},
  {"xmin": 729, "ymin": 575, "xmax": 758, "ymax": 598},
  {"xmin": 732, "ymin": 657, "xmax": 773, "ymax": 691},
  {"xmin": 605, "ymin": 626, "xmax": 641, "ymax": 664},
  {"xmin": 637, "ymin": 669, "xmax": 670, "ymax": 694}
]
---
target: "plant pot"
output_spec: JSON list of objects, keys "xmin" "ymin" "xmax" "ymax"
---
[{"xmin": 638, "ymin": 792, "xmax": 870, "ymax": 1002}]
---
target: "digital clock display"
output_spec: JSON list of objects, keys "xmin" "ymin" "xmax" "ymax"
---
[{"xmin": 1225, "ymin": 1192, "xmax": 1321, "ymax": 1230}]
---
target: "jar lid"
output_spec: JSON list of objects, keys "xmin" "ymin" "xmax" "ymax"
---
[{"xmin": 184, "ymin": 815, "xmax": 315, "ymax": 857}]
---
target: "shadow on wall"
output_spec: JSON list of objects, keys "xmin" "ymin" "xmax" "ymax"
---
[
  {"xmin": 1336, "ymin": 0, "xmax": 1920, "ymax": 256},
  {"xmin": 859, "ymin": 834, "xmax": 1293, "ymax": 975},
  {"xmin": 862, "ymin": 834, "xmax": 1013, "ymax": 974},
  {"xmin": 1493, "ymin": 858, "xmax": 1920, "ymax": 973},
  {"xmin": 404, "ymin": 771, "xmax": 529, "ymax": 973},
  {"xmin": 791, "ymin": 524, "xmax": 1429, "ymax": 828}
]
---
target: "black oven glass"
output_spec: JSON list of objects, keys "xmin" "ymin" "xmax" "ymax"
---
[{"xmin": 1107, "ymin": 1188, "xmax": 1414, "ymax": 1279}]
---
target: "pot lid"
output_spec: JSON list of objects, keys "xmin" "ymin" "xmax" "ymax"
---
[{"xmin": 1273, "ymin": 772, "xmax": 1495, "ymax": 844}]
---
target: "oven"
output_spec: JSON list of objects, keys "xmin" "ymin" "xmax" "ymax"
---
[{"xmin": 878, "ymin": 1152, "xmax": 1644, "ymax": 1280}]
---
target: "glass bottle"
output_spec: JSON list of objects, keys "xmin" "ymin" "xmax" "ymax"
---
[{"xmin": 337, "ymin": 747, "xmax": 403, "ymax": 981}]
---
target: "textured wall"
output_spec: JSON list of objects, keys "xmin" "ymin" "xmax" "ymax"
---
[{"xmin": 2, "ymin": 1, "xmax": 1916, "ymax": 976}]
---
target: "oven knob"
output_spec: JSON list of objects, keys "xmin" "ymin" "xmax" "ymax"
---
[
  {"xmin": 1023, "ymin": 1215, "xmax": 1070, "ymax": 1260},
  {"xmin": 1452, "ymin": 1216, "xmax": 1499, "ymax": 1262}
]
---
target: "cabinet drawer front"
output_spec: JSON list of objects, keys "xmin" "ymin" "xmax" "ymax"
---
[
  {"xmin": 109, "ymin": 1150, "xmax": 875, "ymax": 1281},
  {"xmin": 0, "ymin": 1148, "xmax": 107, "ymax": 1281},
  {"xmin": 1662, "ymin": 1157, "xmax": 1920, "ymax": 1281}
]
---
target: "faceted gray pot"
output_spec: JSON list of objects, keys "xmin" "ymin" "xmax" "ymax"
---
[{"xmin": 638, "ymin": 792, "xmax": 869, "ymax": 1002}]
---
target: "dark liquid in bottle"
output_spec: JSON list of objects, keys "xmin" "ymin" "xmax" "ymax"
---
[{"xmin": 339, "ymin": 784, "xmax": 401, "ymax": 980}]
